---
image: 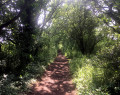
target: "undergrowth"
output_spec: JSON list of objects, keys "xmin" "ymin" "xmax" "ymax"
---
[
  {"xmin": 69, "ymin": 43, "xmax": 120, "ymax": 95},
  {"xmin": 0, "ymin": 53, "xmax": 56, "ymax": 95},
  {"xmin": 0, "ymin": 62, "xmax": 48, "ymax": 95},
  {"xmin": 69, "ymin": 55, "xmax": 109, "ymax": 95}
]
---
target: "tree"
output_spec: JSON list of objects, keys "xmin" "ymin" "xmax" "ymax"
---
[
  {"xmin": 92, "ymin": 0, "xmax": 120, "ymax": 33},
  {"xmin": 50, "ymin": 2, "xmax": 101, "ymax": 54},
  {"xmin": 0, "ymin": 0, "xmax": 64, "ymax": 75},
  {"xmin": 0, "ymin": 0, "xmax": 50, "ymax": 75}
]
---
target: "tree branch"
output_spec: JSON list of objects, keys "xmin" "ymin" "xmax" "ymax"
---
[
  {"xmin": 0, "ymin": 11, "xmax": 22, "ymax": 30},
  {"xmin": 0, "ymin": 0, "xmax": 26, "ymax": 35},
  {"xmin": 7, "ymin": 38, "xmax": 16, "ymax": 44},
  {"xmin": 103, "ymin": 20, "xmax": 117, "ymax": 32},
  {"xmin": 0, "ymin": 0, "xmax": 12, "ymax": 8}
]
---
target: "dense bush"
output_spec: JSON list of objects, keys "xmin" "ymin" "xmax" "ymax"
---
[
  {"xmin": 69, "ymin": 54, "xmax": 109, "ymax": 95},
  {"xmin": 96, "ymin": 44, "xmax": 120, "ymax": 94},
  {"xmin": 68, "ymin": 37, "xmax": 120, "ymax": 95}
]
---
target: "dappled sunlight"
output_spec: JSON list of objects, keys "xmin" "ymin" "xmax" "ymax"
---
[
  {"xmin": 27, "ymin": 54, "xmax": 76, "ymax": 95},
  {"xmin": 1, "ymin": 0, "xmax": 120, "ymax": 94},
  {"xmin": 26, "ymin": 78, "xmax": 38, "ymax": 88},
  {"xmin": 70, "ymin": 56, "xmax": 107, "ymax": 94}
]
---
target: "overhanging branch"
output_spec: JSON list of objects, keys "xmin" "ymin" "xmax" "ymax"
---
[
  {"xmin": 0, "ymin": 11, "xmax": 22, "ymax": 30},
  {"xmin": 0, "ymin": 0, "xmax": 26, "ymax": 35},
  {"xmin": 0, "ymin": 0, "xmax": 12, "ymax": 8}
]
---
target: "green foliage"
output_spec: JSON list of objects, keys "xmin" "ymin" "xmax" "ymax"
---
[
  {"xmin": 69, "ymin": 32, "xmax": 120, "ymax": 95},
  {"xmin": 0, "ymin": 61, "xmax": 48, "ymax": 95},
  {"xmin": 70, "ymin": 55, "xmax": 109, "ymax": 95},
  {"xmin": 92, "ymin": 0, "xmax": 120, "ymax": 33},
  {"xmin": 68, "ymin": 7, "xmax": 100, "ymax": 54},
  {"xmin": 0, "ymin": 0, "xmax": 58, "ymax": 94},
  {"xmin": 51, "ymin": 2, "xmax": 103, "ymax": 55},
  {"xmin": 96, "ymin": 43, "xmax": 120, "ymax": 94},
  {"xmin": 1, "ymin": 0, "xmax": 120, "ymax": 95},
  {"xmin": 0, "ymin": 0, "xmax": 51, "ymax": 75}
]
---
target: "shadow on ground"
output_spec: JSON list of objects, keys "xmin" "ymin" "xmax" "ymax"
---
[{"xmin": 27, "ymin": 54, "xmax": 76, "ymax": 95}]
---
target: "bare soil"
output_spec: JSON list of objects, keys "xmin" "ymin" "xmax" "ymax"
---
[{"xmin": 27, "ymin": 54, "xmax": 76, "ymax": 95}]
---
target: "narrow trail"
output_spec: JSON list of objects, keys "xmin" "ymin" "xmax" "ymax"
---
[{"xmin": 27, "ymin": 54, "xmax": 76, "ymax": 95}]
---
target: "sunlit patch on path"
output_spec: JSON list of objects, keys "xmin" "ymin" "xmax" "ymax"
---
[{"xmin": 27, "ymin": 54, "xmax": 76, "ymax": 95}]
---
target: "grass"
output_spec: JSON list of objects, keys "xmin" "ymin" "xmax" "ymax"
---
[{"xmin": 69, "ymin": 55, "xmax": 110, "ymax": 95}]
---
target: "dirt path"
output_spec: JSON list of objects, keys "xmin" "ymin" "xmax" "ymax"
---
[{"xmin": 27, "ymin": 54, "xmax": 76, "ymax": 95}]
